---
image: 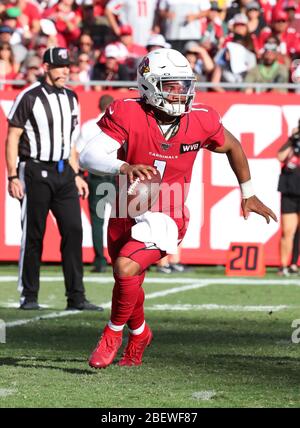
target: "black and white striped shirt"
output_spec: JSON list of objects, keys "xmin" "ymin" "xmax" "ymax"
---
[{"xmin": 8, "ymin": 80, "xmax": 79, "ymax": 161}]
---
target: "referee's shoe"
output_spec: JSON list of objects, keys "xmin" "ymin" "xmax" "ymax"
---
[
  {"xmin": 66, "ymin": 299, "xmax": 103, "ymax": 311},
  {"xmin": 20, "ymin": 300, "xmax": 40, "ymax": 310},
  {"xmin": 20, "ymin": 299, "xmax": 103, "ymax": 311}
]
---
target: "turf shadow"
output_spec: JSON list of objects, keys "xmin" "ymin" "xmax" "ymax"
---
[{"xmin": 0, "ymin": 356, "xmax": 94, "ymax": 376}]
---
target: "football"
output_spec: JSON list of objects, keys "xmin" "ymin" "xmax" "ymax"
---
[{"xmin": 124, "ymin": 169, "xmax": 161, "ymax": 218}]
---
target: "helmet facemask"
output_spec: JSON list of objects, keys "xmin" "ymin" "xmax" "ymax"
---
[
  {"xmin": 155, "ymin": 77, "xmax": 196, "ymax": 116},
  {"xmin": 137, "ymin": 49, "xmax": 196, "ymax": 117}
]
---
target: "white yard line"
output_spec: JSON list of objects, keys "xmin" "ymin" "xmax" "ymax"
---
[
  {"xmin": 0, "ymin": 276, "xmax": 299, "ymax": 285},
  {"xmin": 0, "ymin": 388, "xmax": 17, "ymax": 397},
  {"xmin": 192, "ymin": 390, "xmax": 217, "ymax": 401},
  {"xmin": 4, "ymin": 281, "xmax": 211, "ymax": 329},
  {"xmin": 144, "ymin": 281, "xmax": 213, "ymax": 299},
  {"xmin": 206, "ymin": 278, "xmax": 300, "ymax": 286},
  {"xmin": 2, "ymin": 276, "xmax": 300, "ymax": 329},
  {"xmin": 6, "ymin": 310, "xmax": 80, "ymax": 328},
  {"xmin": 146, "ymin": 304, "xmax": 294, "ymax": 312},
  {"xmin": 4, "ymin": 303, "xmax": 50, "ymax": 309}
]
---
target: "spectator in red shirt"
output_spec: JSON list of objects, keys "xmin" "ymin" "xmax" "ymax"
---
[
  {"xmin": 258, "ymin": 0, "xmax": 273, "ymax": 25},
  {"xmin": 118, "ymin": 25, "xmax": 147, "ymax": 57},
  {"xmin": 283, "ymin": 0, "xmax": 300, "ymax": 33},
  {"xmin": 7, "ymin": 0, "xmax": 42, "ymax": 35},
  {"xmin": 258, "ymin": 9, "xmax": 300, "ymax": 64},
  {"xmin": 43, "ymin": 0, "xmax": 82, "ymax": 47},
  {"xmin": 118, "ymin": 24, "xmax": 147, "ymax": 78},
  {"xmin": 93, "ymin": 0, "xmax": 110, "ymax": 17},
  {"xmin": 103, "ymin": 25, "xmax": 147, "ymax": 79}
]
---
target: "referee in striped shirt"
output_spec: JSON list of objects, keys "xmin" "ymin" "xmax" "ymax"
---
[{"xmin": 5, "ymin": 47, "xmax": 101, "ymax": 311}]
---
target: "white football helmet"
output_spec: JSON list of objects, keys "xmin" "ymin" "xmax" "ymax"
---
[{"xmin": 137, "ymin": 48, "xmax": 196, "ymax": 116}]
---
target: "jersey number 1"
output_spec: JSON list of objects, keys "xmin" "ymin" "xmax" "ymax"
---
[{"xmin": 154, "ymin": 160, "xmax": 166, "ymax": 179}]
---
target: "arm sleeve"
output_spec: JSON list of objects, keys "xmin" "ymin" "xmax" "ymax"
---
[
  {"xmin": 97, "ymin": 99, "xmax": 128, "ymax": 145},
  {"xmin": 79, "ymin": 129, "xmax": 126, "ymax": 175},
  {"xmin": 75, "ymin": 121, "xmax": 94, "ymax": 154}
]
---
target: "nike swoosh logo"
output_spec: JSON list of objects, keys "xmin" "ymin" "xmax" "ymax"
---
[{"xmin": 109, "ymin": 106, "xmax": 114, "ymax": 115}]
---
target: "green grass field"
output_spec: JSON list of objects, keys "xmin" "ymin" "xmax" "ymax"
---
[{"xmin": 0, "ymin": 264, "xmax": 300, "ymax": 408}]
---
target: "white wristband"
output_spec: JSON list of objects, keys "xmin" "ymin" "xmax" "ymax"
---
[{"xmin": 240, "ymin": 180, "xmax": 255, "ymax": 199}]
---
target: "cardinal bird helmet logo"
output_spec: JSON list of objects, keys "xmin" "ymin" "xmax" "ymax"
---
[{"xmin": 139, "ymin": 57, "xmax": 150, "ymax": 75}]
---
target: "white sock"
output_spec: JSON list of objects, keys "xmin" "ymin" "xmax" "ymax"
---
[
  {"xmin": 108, "ymin": 320, "xmax": 125, "ymax": 332},
  {"xmin": 128, "ymin": 321, "xmax": 145, "ymax": 336}
]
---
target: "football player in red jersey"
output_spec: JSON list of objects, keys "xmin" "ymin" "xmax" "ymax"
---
[{"xmin": 80, "ymin": 48, "xmax": 277, "ymax": 369}]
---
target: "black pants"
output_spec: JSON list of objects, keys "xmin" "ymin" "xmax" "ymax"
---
[
  {"xmin": 291, "ymin": 227, "xmax": 300, "ymax": 265},
  {"xmin": 88, "ymin": 173, "xmax": 114, "ymax": 269},
  {"xmin": 18, "ymin": 159, "xmax": 85, "ymax": 306}
]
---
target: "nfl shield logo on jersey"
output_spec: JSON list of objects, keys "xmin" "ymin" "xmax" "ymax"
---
[{"xmin": 161, "ymin": 143, "xmax": 172, "ymax": 151}]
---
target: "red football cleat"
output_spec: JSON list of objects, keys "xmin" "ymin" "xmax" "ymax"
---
[
  {"xmin": 118, "ymin": 324, "xmax": 153, "ymax": 367},
  {"xmin": 89, "ymin": 325, "xmax": 123, "ymax": 369}
]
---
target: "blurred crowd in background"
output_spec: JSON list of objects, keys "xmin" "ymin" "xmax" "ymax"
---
[{"xmin": 1, "ymin": 0, "xmax": 300, "ymax": 92}]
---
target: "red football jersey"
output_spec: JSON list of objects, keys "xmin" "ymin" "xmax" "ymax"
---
[{"xmin": 98, "ymin": 98, "xmax": 225, "ymax": 232}]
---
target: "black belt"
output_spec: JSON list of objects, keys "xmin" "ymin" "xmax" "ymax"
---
[
  {"xmin": 33, "ymin": 159, "xmax": 69, "ymax": 165},
  {"xmin": 20, "ymin": 158, "xmax": 69, "ymax": 174},
  {"xmin": 20, "ymin": 157, "xmax": 69, "ymax": 165}
]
